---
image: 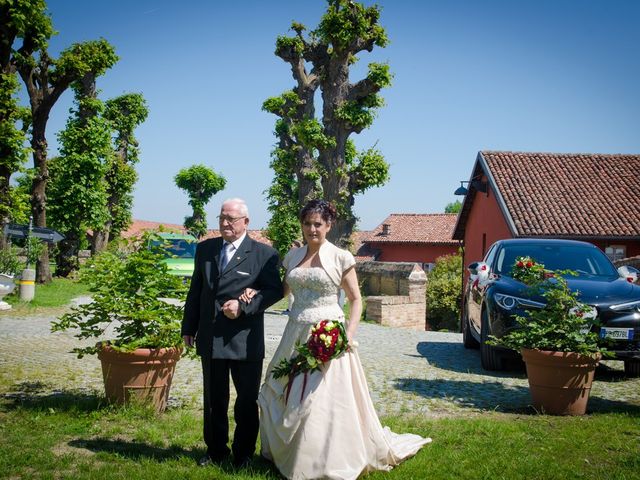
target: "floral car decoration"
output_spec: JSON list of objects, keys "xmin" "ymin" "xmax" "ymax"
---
[{"xmin": 493, "ymin": 256, "xmax": 605, "ymax": 355}]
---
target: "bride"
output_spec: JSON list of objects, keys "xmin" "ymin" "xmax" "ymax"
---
[{"xmin": 253, "ymin": 199, "xmax": 430, "ymax": 480}]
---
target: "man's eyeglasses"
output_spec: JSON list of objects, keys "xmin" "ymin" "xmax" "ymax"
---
[{"xmin": 217, "ymin": 215, "xmax": 246, "ymax": 224}]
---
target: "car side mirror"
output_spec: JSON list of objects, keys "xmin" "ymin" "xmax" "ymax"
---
[
  {"xmin": 618, "ymin": 266, "xmax": 638, "ymax": 284},
  {"xmin": 467, "ymin": 262, "xmax": 480, "ymax": 275}
]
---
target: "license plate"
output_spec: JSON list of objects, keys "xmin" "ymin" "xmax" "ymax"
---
[{"xmin": 600, "ymin": 327, "xmax": 634, "ymax": 340}]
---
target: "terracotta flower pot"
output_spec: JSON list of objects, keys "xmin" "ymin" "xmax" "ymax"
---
[
  {"xmin": 521, "ymin": 348, "xmax": 601, "ymax": 416},
  {"xmin": 97, "ymin": 344, "xmax": 182, "ymax": 412}
]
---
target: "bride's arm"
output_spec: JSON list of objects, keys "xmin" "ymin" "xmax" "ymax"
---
[{"xmin": 341, "ymin": 266, "xmax": 362, "ymax": 342}]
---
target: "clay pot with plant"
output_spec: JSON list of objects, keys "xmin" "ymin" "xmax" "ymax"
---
[
  {"xmin": 52, "ymin": 232, "xmax": 190, "ymax": 412},
  {"xmin": 490, "ymin": 257, "xmax": 608, "ymax": 415}
]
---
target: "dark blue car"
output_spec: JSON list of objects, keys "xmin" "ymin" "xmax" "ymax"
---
[{"xmin": 461, "ymin": 238, "xmax": 640, "ymax": 376}]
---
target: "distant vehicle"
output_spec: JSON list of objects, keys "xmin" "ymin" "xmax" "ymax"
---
[
  {"xmin": 149, "ymin": 232, "xmax": 197, "ymax": 278},
  {"xmin": 461, "ymin": 238, "xmax": 640, "ymax": 377}
]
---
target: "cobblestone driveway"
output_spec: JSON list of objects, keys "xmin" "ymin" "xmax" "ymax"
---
[{"xmin": 1, "ymin": 308, "xmax": 639, "ymax": 416}]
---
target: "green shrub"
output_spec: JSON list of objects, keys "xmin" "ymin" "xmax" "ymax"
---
[
  {"xmin": 0, "ymin": 245, "xmax": 22, "ymax": 276},
  {"xmin": 426, "ymin": 252, "xmax": 462, "ymax": 331},
  {"xmin": 51, "ymin": 232, "xmax": 189, "ymax": 357}
]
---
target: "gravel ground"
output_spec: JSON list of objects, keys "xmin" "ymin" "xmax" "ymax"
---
[{"xmin": 1, "ymin": 304, "xmax": 639, "ymax": 417}]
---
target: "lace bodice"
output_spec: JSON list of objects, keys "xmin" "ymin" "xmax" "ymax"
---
[{"xmin": 287, "ymin": 267, "xmax": 344, "ymax": 324}]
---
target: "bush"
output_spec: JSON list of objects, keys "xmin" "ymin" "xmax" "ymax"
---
[
  {"xmin": 0, "ymin": 245, "xmax": 23, "ymax": 276},
  {"xmin": 426, "ymin": 253, "xmax": 462, "ymax": 331},
  {"xmin": 51, "ymin": 232, "xmax": 189, "ymax": 357}
]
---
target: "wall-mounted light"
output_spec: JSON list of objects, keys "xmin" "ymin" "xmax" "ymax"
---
[{"xmin": 453, "ymin": 179, "xmax": 487, "ymax": 196}]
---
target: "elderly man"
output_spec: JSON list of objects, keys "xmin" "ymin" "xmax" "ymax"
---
[{"xmin": 182, "ymin": 198, "xmax": 283, "ymax": 468}]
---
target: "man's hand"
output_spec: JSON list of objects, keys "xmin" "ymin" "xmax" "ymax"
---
[
  {"xmin": 222, "ymin": 299, "xmax": 241, "ymax": 319},
  {"xmin": 183, "ymin": 335, "xmax": 195, "ymax": 347}
]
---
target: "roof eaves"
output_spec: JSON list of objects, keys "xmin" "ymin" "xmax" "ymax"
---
[{"xmin": 479, "ymin": 151, "xmax": 519, "ymax": 237}]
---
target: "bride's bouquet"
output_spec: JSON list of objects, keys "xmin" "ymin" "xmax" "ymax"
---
[{"xmin": 272, "ymin": 319, "xmax": 349, "ymax": 403}]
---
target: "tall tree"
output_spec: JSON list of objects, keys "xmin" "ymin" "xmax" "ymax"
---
[
  {"xmin": 0, "ymin": 0, "xmax": 51, "ymax": 248},
  {"xmin": 48, "ymin": 73, "xmax": 113, "ymax": 276},
  {"xmin": 264, "ymin": 0, "xmax": 392, "ymax": 249},
  {"xmin": 92, "ymin": 93, "xmax": 148, "ymax": 254},
  {"xmin": 17, "ymin": 38, "xmax": 118, "ymax": 282},
  {"xmin": 174, "ymin": 165, "xmax": 226, "ymax": 239}
]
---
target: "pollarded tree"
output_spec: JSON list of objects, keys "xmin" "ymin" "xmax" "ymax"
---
[
  {"xmin": 48, "ymin": 73, "xmax": 112, "ymax": 276},
  {"xmin": 16, "ymin": 38, "xmax": 118, "ymax": 282},
  {"xmin": 91, "ymin": 93, "xmax": 149, "ymax": 254},
  {"xmin": 174, "ymin": 165, "xmax": 226, "ymax": 239},
  {"xmin": 264, "ymin": 0, "xmax": 392, "ymax": 249},
  {"xmin": 0, "ymin": 0, "xmax": 51, "ymax": 248}
]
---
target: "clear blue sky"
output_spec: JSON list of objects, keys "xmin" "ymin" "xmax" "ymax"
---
[{"xmin": 38, "ymin": 0, "xmax": 640, "ymax": 230}]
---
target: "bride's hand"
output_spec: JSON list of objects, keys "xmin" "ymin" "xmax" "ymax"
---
[
  {"xmin": 347, "ymin": 334, "xmax": 359, "ymax": 350},
  {"xmin": 239, "ymin": 287, "xmax": 258, "ymax": 303}
]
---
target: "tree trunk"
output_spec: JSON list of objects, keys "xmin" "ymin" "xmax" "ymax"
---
[
  {"xmin": 55, "ymin": 233, "xmax": 78, "ymax": 277},
  {"xmin": 30, "ymin": 114, "xmax": 52, "ymax": 283},
  {"xmin": 0, "ymin": 167, "xmax": 9, "ymax": 250},
  {"xmin": 92, "ymin": 226, "xmax": 110, "ymax": 254}
]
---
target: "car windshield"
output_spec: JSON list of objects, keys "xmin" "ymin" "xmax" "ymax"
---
[
  {"xmin": 151, "ymin": 239, "xmax": 196, "ymax": 259},
  {"xmin": 495, "ymin": 244, "xmax": 618, "ymax": 278}
]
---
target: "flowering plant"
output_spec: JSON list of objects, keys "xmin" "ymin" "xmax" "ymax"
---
[
  {"xmin": 272, "ymin": 319, "xmax": 349, "ymax": 403},
  {"xmin": 492, "ymin": 256, "xmax": 607, "ymax": 355}
]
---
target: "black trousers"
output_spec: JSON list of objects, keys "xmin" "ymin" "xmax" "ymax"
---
[{"xmin": 201, "ymin": 357, "xmax": 263, "ymax": 459}]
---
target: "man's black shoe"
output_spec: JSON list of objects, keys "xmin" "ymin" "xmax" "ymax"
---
[
  {"xmin": 198, "ymin": 453, "xmax": 229, "ymax": 467},
  {"xmin": 232, "ymin": 455, "xmax": 252, "ymax": 469}
]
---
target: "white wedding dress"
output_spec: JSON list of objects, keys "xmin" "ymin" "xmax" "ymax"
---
[{"xmin": 258, "ymin": 266, "xmax": 431, "ymax": 480}]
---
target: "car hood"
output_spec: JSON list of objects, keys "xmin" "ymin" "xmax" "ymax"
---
[
  {"xmin": 164, "ymin": 258, "xmax": 194, "ymax": 276},
  {"xmin": 567, "ymin": 277, "xmax": 640, "ymax": 306},
  {"xmin": 496, "ymin": 275, "xmax": 640, "ymax": 307}
]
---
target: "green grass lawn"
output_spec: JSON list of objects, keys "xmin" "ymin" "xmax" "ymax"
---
[
  {"xmin": 1, "ymin": 279, "xmax": 639, "ymax": 479},
  {"xmin": 4, "ymin": 276, "xmax": 91, "ymax": 314},
  {"xmin": 0, "ymin": 390, "xmax": 638, "ymax": 480}
]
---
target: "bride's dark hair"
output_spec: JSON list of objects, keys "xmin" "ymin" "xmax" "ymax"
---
[{"xmin": 299, "ymin": 199, "xmax": 337, "ymax": 224}]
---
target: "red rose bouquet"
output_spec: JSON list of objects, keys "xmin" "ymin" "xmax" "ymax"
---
[
  {"xmin": 272, "ymin": 319, "xmax": 349, "ymax": 403},
  {"xmin": 511, "ymin": 256, "xmax": 551, "ymax": 284}
]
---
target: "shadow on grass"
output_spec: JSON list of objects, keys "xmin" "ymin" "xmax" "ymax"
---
[
  {"xmin": 0, "ymin": 382, "xmax": 106, "ymax": 412},
  {"xmin": 394, "ymin": 377, "xmax": 640, "ymax": 415},
  {"xmin": 69, "ymin": 438, "xmax": 195, "ymax": 462},
  {"xmin": 68, "ymin": 438, "xmax": 280, "ymax": 475}
]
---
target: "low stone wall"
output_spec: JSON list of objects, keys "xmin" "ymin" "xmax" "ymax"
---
[{"xmin": 355, "ymin": 261, "xmax": 427, "ymax": 330}]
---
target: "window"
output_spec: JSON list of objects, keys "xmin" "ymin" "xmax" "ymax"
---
[
  {"xmin": 605, "ymin": 245, "xmax": 626, "ymax": 262},
  {"xmin": 422, "ymin": 262, "xmax": 435, "ymax": 273}
]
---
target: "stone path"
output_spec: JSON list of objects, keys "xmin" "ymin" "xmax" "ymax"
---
[{"xmin": 1, "ymin": 306, "xmax": 639, "ymax": 416}]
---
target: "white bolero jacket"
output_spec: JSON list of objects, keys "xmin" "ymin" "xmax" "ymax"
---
[{"xmin": 282, "ymin": 241, "xmax": 356, "ymax": 288}]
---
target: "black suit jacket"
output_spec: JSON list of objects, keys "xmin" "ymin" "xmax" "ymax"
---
[{"xmin": 181, "ymin": 235, "xmax": 283, "ymax": 360}]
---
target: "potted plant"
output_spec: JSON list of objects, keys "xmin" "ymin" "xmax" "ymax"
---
[
  {"xmin": 52, "ymin": 232, "xmax": 189, "ymax": 412},
  {"xmin": 491, "ymin": 256, "xmax": 607, "ymax": 415},
  {"xmin": 0, "ymin": 246, "xmax": 22, "ymax": 310}
]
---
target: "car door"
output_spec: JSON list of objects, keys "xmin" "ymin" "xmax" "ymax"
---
[
  {"xmin": 468, "ymin": 243, "xmax": 498, "ymax": 334},
  {"xmin": 467, "ymin": 244, "xmax": 497, "ymax": 335}
]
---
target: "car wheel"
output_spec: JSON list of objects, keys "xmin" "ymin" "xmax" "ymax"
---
[
  {"xmin": 480, "ymin": 308, "xmax": 504, "ymax": 371},
  {"xmin": 462, "ymin": 300, "xmax": 479, "ymax": 349},
  {"xmin": 624, "ymin": 359, "xmax": 640, "ymax": 378}
]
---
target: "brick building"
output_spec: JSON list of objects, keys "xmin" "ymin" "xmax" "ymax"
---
[
  {"xmin": 359, "ymin": 213, "xmax": 460, "ymax": 271},
  {"xmin": 453, "ymin": 151, "xmax": 640, "ymax": 271}
]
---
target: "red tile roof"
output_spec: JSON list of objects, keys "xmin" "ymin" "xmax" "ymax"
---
[
  {"xmin": 361, "ymin": 214, "xmax": 459, "ymax": 245},
  {"xmin": 123, "ymin": 219, "xmax": 272, "ymax": 245},
  {"xmin": 454, "ymin": 151, "xmax": 640, "ymax": 239}
]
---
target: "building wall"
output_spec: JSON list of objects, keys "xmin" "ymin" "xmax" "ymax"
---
[
  {"xmin": 463, "ymin": 185, "xmax": 513, "ymax": 266},
  {"xmin": 372, "ymin": 243, "xmax": 459, "ymax": 263},
  {"xmin": 589, "ymin": 239, "xmax": 640, "ymax": 260},
  {"xmin": 461, "ymin": 184, "xmax": 640, "ymax": 273}
]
